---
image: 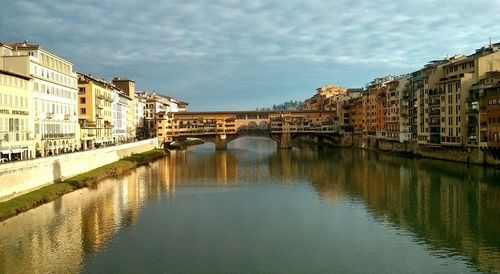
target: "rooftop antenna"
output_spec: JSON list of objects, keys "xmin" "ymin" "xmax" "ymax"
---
[{"xmin": 490, "ymin": 37, "xmax": 492, "ymax": 47}]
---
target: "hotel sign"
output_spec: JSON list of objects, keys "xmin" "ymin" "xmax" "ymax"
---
[{"xmin": 0, "ymin": 109, "xmax": 29, "ymax": 115}]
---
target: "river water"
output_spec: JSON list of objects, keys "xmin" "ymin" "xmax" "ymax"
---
[{"xmin": 0, "ymin": 137, "xmax": 499, "ymax": 273}]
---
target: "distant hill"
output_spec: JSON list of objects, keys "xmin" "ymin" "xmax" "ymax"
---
[{"xmin": 256, "ymin": 100, "xmax": 303, "ymax": 111}]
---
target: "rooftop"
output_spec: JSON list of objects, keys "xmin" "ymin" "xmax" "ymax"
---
[{"xmin": 0, "ymin": 69, "xmax": 31, "ymax": 80}]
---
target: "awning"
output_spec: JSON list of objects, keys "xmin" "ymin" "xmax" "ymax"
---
[
  {"xmin": 11, "ymin": 148, "xmax": 23, "ymax": 153},
  {"xmin": 0, "ymin": 149, "xmax": 11, "ymax": 154}
]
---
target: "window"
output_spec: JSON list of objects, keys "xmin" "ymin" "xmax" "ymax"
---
[
  {"xmin": 79, "ymin": 87, "xmax": 85, "ymax": 94},
  {"xmin": 80, "ymin": 97, "xmax": 86, "ymax": 104},
  {"xmin": 80, "ymin": 108, "xmax": 86, "ymax": 114}
]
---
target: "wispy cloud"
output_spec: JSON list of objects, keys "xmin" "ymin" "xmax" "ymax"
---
[{"xmin": 1, "ymin": 0, "xmax": 500, "ymax": 110}]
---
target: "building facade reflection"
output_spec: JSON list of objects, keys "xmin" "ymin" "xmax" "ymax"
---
[{"xmin": 0, "ymin": 138, "xmax": 499, "ymax": 272}]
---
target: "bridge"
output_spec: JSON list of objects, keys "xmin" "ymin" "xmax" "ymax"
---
[{"xmin": 157, "ymin": 110, "xmax": 339, "ymax": 150}]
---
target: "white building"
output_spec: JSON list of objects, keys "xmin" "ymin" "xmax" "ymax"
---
[
  {"xmin": 112, "ymin": 88, "xmax": 128, "ymax": 143},
  {"xmin": 135, "ymin": 91, "xmax": 188, "ymax": 139},
  {"xmin": 0, "ymin": 41, "xmax": 79, "ymax": 157}
]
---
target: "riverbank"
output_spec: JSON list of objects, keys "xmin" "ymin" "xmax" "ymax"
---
[
  {"xmin": 302, "ymin": 134, "xmax": 500, "ymax": 167},
  {"xmin": 0, "ymin": 138, "xmax": 159, "ymax": 201},
  {"xmin": 0, "ymin": 149, "xmax": 167, "ymax": 222}
]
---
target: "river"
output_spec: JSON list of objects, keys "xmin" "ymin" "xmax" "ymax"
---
[{"xmin": 0, "ymin": 137, "xmax": 499, "ymax": 273}]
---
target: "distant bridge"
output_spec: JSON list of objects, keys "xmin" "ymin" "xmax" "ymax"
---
[{"xmin": 158, "ymin": 110, "xmax": 339, "ymax": 150}]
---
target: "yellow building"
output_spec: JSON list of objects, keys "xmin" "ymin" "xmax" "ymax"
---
[
  {"xmin": 436, "ymin": 56, "xmax": 475, "ymax": 146},
  {"xmin": 418, "ymin": 45, "xmax": 500, "ymax": 147},
  {"xmin": 417, "ymin": 60, "xmax": 448, "ymax": 145},
  {"xmin": 112, "ymin": 78, "xmax": 136, "ymax": 141},
  {"xmin": 0, "ymin": 41, "xmax": 80, "ymax": 157},
  {"xmin": 77, "ymin": 73, "xmax": 114, "ymax": 149},
  {"xmin": 0, "ymin": 70, "xmax": 33, "ymax": 160}
]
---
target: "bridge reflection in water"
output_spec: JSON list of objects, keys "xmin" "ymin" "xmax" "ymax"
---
[{"xmin": 0, "ymin": 138, "xmax": 498, "ymax": 273}]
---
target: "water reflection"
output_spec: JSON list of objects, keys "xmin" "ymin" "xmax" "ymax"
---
[
  {"xmin": 0, "ymin": 163, "xmax": 167, "ymax": 273},
  {"xmin": 0, "ymin": 137, "xmax": 499, "ymax": 273}
]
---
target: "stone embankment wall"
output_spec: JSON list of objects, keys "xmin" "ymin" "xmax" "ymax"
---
[
  {"xmin": 338, "ymin": 135, "xmax": 500, "ymax": 166},
  {"xmin": 0, "ymin": 138, "xmax": 158, "ymax": 201}
]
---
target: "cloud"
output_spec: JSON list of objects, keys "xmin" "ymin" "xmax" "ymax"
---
[{"xmin": 1, "ymin": 0, "xmax": 500, "ymax": 110}]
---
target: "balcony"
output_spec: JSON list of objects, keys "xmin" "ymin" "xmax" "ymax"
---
[
  {"xmin": 81, "ymin": 121, "xmax": 97, "ymax": 128},
  {"xmin": 104, "ymin": 123, "xmax": 113, "ymax": 129},
  {"xmin": 467, "ymin": 100, "xmax": 479, "ymax": 114},
  {"xmin": 428, "ymin": 89, "xmax": 441, "ymax": 96},
  {"xmin": 46, "ymin": 112, "xmax": 54, "ymax": 119},
  {"xmin": 42, "ymin": 133, "xmax": 76, "ymax": 140},
  {"xmin": 429, "ymin": 118, "xmax": 440, "ymax": 126},
  {"xmin": 428, "ymin": 99, "xmax": 440, "ymax": 107},
  {"xmin": 429, "ymin": 109, "xmax": 441, "ymax": 117}
]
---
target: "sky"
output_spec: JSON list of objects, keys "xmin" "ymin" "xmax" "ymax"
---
[{"xmin": 1, "ymin": 0, "xmax": 500, "ymax": 111}]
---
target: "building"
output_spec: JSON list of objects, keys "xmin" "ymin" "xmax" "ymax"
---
[
  {"xmin": 0, "ymin": 41, "xmax": 79, "ymax": 157},
  {"xmin": 112, "ymin": 77, "xmax": 136, "ymax": 141},
  {"xmin": 416, "ymin": 44, "xmax": 500, "ymax": 147},
  {"xmin": 77, "ymin": 73, "xmax": 114, "ymax": 149},
  {"xmin": 484, "ymin": 83, "xmax": 500, "ymax": 147},
  {"xmin": 134, "ymin": 95, "xmax": 146, "ymax": 139},
  {"xmin": 112, "ymin": 87, "xmax": 129, "ymax": 143},
  {"xmin": 302, "ymin": 84, "xmax": 347, "ymax": 111},
  {"xmin": 467, "ymin": 72, "xmax": 500, "ymax": 147},
  {"xmin": 136, "ymin": 91, "xmax": 187, "ymax": 139},
  {"xmin": 383, "ymin": 75, "xmax": 411, "ymax": 142},
  {"xmin": 351, "ymin": 97, "xmax": 364, "ymax": 134},
  {"xmin": 409, "ymin": 70, "xmax": 423, "ymax": 141},
  {"xmin": 0, "ymin": 70, "xmax": 33, "ymax": 160},
  {"xmin": 417, "ymin": 59, "xmax": 448, "ymax": 145},
  {"xmin": 363, "ymin": 76, "xmax": 395, "ymax": 137}
]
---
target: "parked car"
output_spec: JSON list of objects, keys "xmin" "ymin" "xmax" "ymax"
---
[{"xmin": 0, "ymin": 158, "xmax": 9, "ymax": 163}]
